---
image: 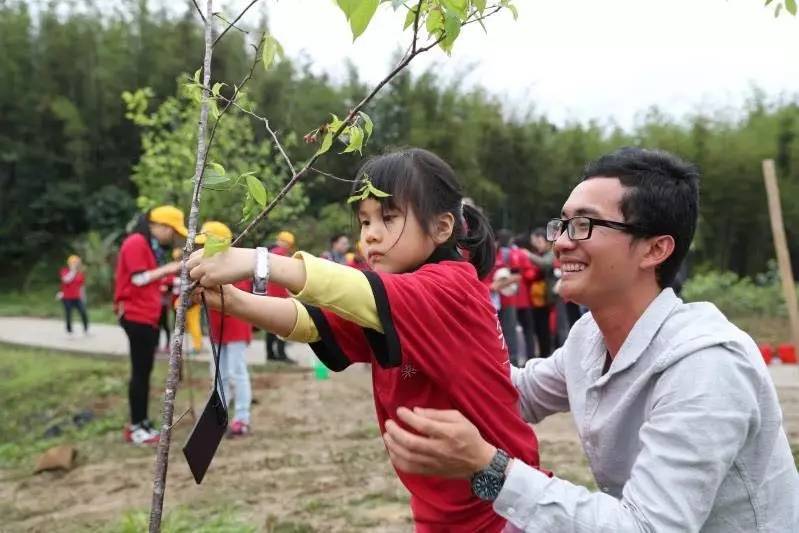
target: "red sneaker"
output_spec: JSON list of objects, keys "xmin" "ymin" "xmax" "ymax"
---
[
  {"xmin": 123, "ymin": 423, "xmax": 160, "ymax": 445},
  {"xmin": 228, "ymin": 419, "xmax": 250, "ymax": 438}
]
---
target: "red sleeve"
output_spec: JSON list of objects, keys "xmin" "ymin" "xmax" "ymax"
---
[
  {"xmin": 121, "ymin": 234, "xmax": 153, "ymax": 275},
  {"xmin": 76, "ymin": 272, "xmax": 85, "ymax": 286},
  {"xmin": 304, "ymin": 305, "xmax": 373, "ymax": 370}
]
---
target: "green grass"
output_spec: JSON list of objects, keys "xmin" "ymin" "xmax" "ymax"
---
[
  {"xmin": 0, "ymin": 287, "xmax": 118, "ymax": 324},
  {"xmin": 107, "ymin": 506, "xmax": 257, "ymax": 533},
  {"xmin": 0, "ymin": 343, "xmax": 129, "ymax": 466},
  {"xmin": 0, "ymin": 343, "xmax": 208, "ymax": 467}
]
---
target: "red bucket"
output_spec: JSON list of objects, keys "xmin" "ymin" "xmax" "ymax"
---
[
  {"xmin": 776, "ymin": 344, "xmax": 797, "ymax": 364},
  {"xmin": 759, "ymin": 344, "xmax": 773, "ymax": 365}
]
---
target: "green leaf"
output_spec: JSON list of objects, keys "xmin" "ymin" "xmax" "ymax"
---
[
  {"xmin": 775, "ymin": 3, "xmax": 783, "ymax": 16},
  {"xmin": 316, "ymin": 131, "xmax": 334, "ymax": 156},
  {"xmin": 507, "ymin": 3, "xmax": 518, "ymax": 20},
  {"xmin": 210, "ymin": 98, "xmax": 220, "ymax": 118},
  {"xmin": 441, "ymin": 12, "xmax": 461, "ymax": 52},
  {"xmin": 367, "ymin": 182, "xmax": 391, "ymax": 198},
  {"xmin": 787, "ymin": 0, "xmax": 797, "ymax": 15},
  {"xmin": 193, "ymin": 68, "xmax": 201, "ymax": 85},
  {"xmin": 342, "ymin": 126, "xmax": 364, "ymax": 154},
  {"xmin": 261, "ymin": 34, "xmax": 282, "ymax": 70},
  {"xmin": 349, "ymin": 0, "xmax": 379, "ymax": 39},
  {"xmin": 403, "ymin": 6, "xmax": 417, "ymax": 29},
  {"xmin": 328, "ymin": 113, "xmax": 345, "ymax": 132},
  {"xmin": 473, "ymin": 0, "xmax": 487, "ymax": 12},
  {"xmin": 426, "ymin": 8, "xmax": 444, "ymax": 36},
  {"xmin": 347, "ymin": 176, "xmax": 390, "ymax": 203},
  {"xmin": 246, "ymin": 175, "xmax": 267, "ymax": 207},
  {"xmin": 359, "ymin": 111, "xmax": 374, "ymax": 140},
  {"xmin": 203, "ymin": 233, "xmax": 231, "ymax": 258},
  {"xmin": 336, "ymin": 0, "xmax": 359, "ymax": 17},
  {"xmin": 441, "ymin": 0, "xmax": 468, "ymax": 19},
  {"xmin": 208, "ymin": 162, "xmax": 226, "ymax": 178},
  {"xmin": 211, "ymin": 82, "xmax": 225, "ymax": 97},
  {"xmin": 764, "ymin": 0, "xmax": 775, "ymax": 5}
]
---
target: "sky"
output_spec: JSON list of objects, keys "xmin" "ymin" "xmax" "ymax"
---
[{"xmin": 222, "ymin": 0, "xmax": 799, "ymax": 129}]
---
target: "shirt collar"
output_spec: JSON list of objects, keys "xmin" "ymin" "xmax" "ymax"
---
[{"xmin": 589, "ymin": 288, "xmax": 682, "ymax": 378}]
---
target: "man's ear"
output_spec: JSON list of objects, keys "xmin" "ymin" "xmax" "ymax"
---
[
  {"xmin": 431, "ymin": 212, "xmax": 455, "ymax": 245},
  {"xmin": 640, "ymin": 235, "xmax": 675, "ymax": 272}
]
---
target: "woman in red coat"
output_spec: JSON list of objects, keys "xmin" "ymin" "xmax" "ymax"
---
[{"xmin": 114, "ymin": 205, "xmax": 186, "ymax": 445}]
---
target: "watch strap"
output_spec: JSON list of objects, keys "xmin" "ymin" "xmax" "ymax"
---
[{"xmin": 253, "ymin": 247, "xmax": 269, "ymax": 295}]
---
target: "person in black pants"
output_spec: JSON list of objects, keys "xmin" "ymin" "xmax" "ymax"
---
[{"xmin": 113, "ymin": 206, "xmax": 185, "ymax": 445}]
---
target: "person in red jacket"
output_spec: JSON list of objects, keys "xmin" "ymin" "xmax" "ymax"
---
[
  {"xmin": 59, "ymin": 254, "xmax": 89, "ymax": 336},
  {"xmin": 265, "ymin": 230, "xmax": 295, "ymax": 363},
  {"xmin": 197, "ymin": 221, "xmax": 256, "ymax": 437},
  {"xmin": 114, "ymin": 205, "xmax": 185, "ymax": 445}
]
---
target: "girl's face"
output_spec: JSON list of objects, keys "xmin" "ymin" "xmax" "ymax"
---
[
  {"xmin": 357, "ymin": 198, "xmax": 438, "ymax": 273},
  {"xmin": 150, "ymin": 223, "xmax": 176, "ymax": 246}
]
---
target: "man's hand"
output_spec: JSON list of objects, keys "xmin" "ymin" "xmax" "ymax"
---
[
  {"xmin": 187, "ymin": 247, "xmax": 255, "ymax": 287},
  {"xmin": 383, "ymin": 407, "xmax": 496, "ymax": 479}
]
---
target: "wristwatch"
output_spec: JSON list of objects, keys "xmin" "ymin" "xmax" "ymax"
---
[
  {"xmin": 253, "ymin": 247, "xmax": 269, "ymax": 295},
  {"xmin": 471, "ymin": 448, "xmax": 510, "ymax": 501}
]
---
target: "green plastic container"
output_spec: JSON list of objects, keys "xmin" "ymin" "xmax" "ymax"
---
[{"xmin": 313, "ymin": 356, "xmax": 329, "ymax": 380}]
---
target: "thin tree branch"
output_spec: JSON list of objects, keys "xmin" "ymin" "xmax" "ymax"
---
[
  {"xmin": 149, "ymin": 1, "xmax": 214, "ymax": 531},
  {"xmin": 213, "ymin": 12, "xmax": 250, "ymax": 37},
  {"xmin": 191, "ymin": 33, "xmax": 266, "ymax": 207},
  {"xmin": 167, "ymin": 407, "xmax": 193, "ymax": 431},
  {"xmin": 215, "ymin": 94, "xmax": 297, "ymax": 176},
  {"xmin": 462, "ymin": 5, "xmax": 504, "ymax": 27},
  {"xmin": 231, "ymin": 16, "xmax": 453, "ymax": 246},
  {"xmin": 411, "ymin": 0, "xmax": 422, "ymax": 54},
  {"xmin": 310, "ymin": 167, "xmax": 359, "ymax": 183},
  {"xmin": 212, "ymin": 0, "xmax": 260, "ymax": 47},
  {"xmin": 191, "ymin": 0, "xmax": 206, "ymax": 24}
]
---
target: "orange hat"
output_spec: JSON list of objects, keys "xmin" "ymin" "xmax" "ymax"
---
[
  {"xmin": 195, "ymin": 221, "xmax": 233, "ymax": 245},
  {"xmin": 277, "ymin": 231, "xmax": 295, "ymax": 247},
  {"xmin": 150, "ymin": 205, "xmax": 188, "ymax": 237}
]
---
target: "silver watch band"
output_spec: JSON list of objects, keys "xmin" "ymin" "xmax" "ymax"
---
[{"xmin": 253, "ymin": 247, "xmax": 269, "ymax": 295}]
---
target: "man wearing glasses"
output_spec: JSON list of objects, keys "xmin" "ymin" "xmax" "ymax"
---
[{"xmin": 382, "ymin": 147, "xmax": 798, "ymax": 531}]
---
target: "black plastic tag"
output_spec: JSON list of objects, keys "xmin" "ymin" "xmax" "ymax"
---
[{"xmin": 182, "ymin": 388, "xmax": 228, "ymax": 484}]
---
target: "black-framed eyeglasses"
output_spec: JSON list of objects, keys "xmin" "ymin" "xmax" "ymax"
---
[{"xmin": 546, "ymin": 216, "xmax": 645, "ymax": 242}]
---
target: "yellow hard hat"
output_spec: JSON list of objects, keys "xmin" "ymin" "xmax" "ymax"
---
[
  {"xmin": 277, "ymin": 231, "xmax": 295, "ymax": 247},
  {"xmin": 150, "ymin": 205, "xmax": 188, "ymax": 237},
  {"xmin": 195, "ymin": 220, "xmax": 233, "ymax": 244}
]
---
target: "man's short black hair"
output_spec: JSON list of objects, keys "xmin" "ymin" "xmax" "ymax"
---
[{"xmin": 581, "ymin": 147, "xmax": 700, "ymax": 288}]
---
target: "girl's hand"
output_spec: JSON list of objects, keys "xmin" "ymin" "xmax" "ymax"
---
[
  {"xmin": 191, "ymin": 284, "xmax": 227, "ymax": 311},
  {"xmin": 187, "ymin": 247, "xmax": 255, "ymax": 287}
]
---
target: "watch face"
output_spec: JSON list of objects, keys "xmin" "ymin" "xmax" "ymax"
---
[{"xmin": 472, "ymin": 470, "xmax": 503, "ymax": 501}]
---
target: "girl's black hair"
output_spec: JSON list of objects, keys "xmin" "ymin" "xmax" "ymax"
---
[
  {"xmin": 350, "ymin": 148, "xmax": 495, "ymax": 278},
  {"xmin": 131, "ymin": 209, "xmax": 153, "ymax": 241}
]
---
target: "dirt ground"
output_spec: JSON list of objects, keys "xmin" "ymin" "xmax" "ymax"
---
[{"xmin": 1, "ymin": 364, "xmax": 797, "ymax": 532}]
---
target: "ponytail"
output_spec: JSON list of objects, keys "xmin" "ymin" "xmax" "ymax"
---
[{"xmin": 458, "ymin": 203, "xmax": 495, "ymax": 279}]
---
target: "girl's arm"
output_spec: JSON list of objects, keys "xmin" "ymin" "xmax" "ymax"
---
[
  {"xmin": 198, "ymin": 283, "xmax": 300, "ymax": 337},
  {"xmin": 131, "ymin": 261, "xmax": 181, "ymax": 287},
  {"xmin": 188, "ymin": 248, "xmax": 381, "ymax": 331},
  {"xmin": 187, "ymin": 247, "xmax": 306, "ymax": 293}
]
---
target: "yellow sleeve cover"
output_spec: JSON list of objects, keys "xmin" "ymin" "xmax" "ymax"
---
[{"xmin": 283, "ymin": 252, "xmax": 383, "ymax": 343}]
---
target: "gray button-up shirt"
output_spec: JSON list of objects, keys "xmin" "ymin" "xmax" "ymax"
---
[{"xmin": 495, "ymin": 289, "xmax": 799, "ymax": 532}]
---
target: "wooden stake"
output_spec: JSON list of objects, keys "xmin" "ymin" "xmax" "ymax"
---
[{"xmin": 762, "ymin": 159, "xmax": 799, "ymax": 351}]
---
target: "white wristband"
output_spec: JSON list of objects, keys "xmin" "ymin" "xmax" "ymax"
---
[{"xmin": 253, "ymin": 247, "xmax": 269, "ymax": 295}]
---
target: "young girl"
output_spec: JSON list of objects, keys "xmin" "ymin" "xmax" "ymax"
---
[
  {"xmin": 59, "ymin": 254, "xmax": 89, "ymax": 336},
  {"xmin": 187, "ymin": 149, "xmax": 543, "ymax": 531},
  {"xmin": 196, "ymin": 221, "xmax": 255, "ymax": 437},
  {"xmin": 114, "ymin": 205, "xmax": 185, "ymax": 445}
]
